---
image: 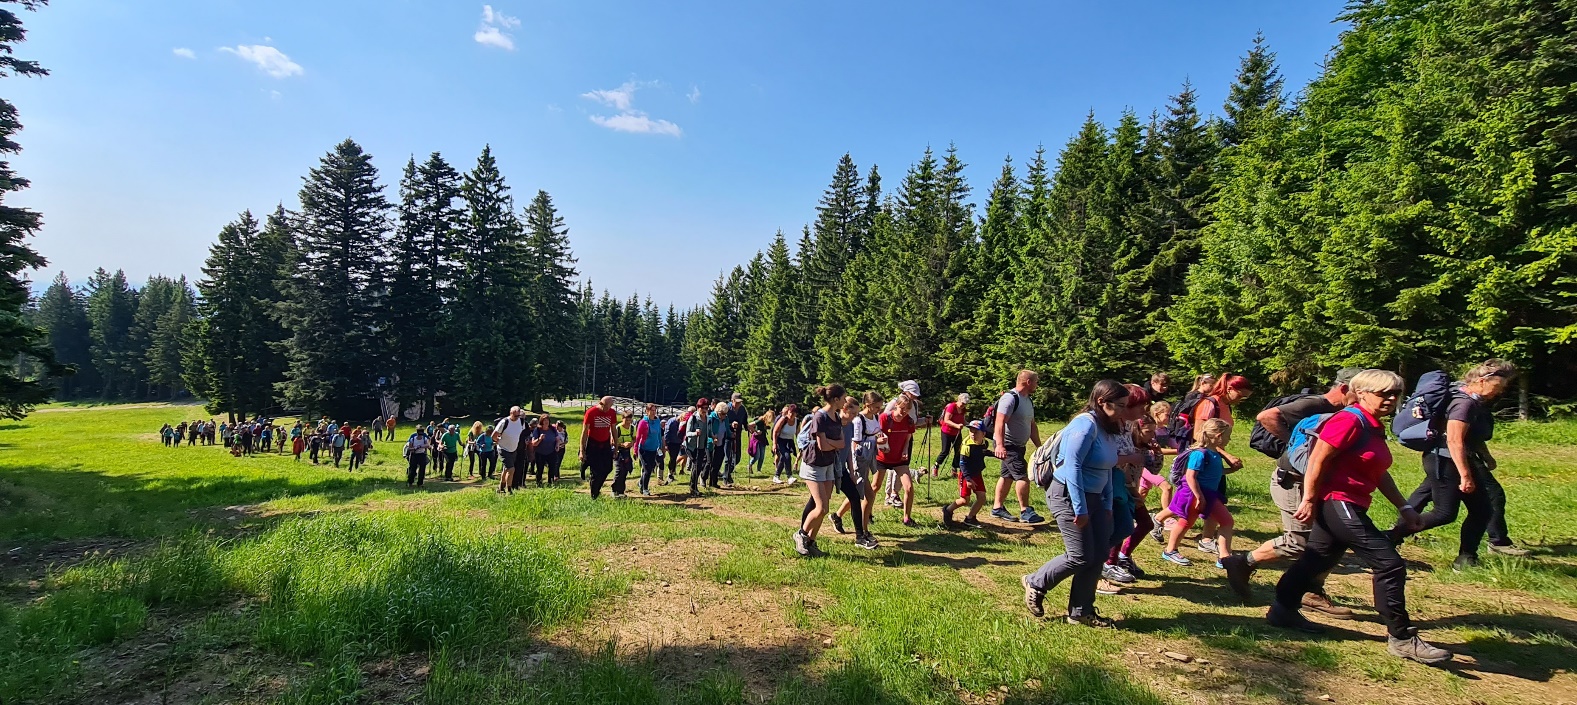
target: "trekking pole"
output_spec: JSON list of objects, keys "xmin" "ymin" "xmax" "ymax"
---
[{"xmin": 922, "ymin": 423, "xmax": 933, "ymax": 501}]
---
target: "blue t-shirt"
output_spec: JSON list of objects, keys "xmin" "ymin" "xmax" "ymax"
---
[
  {"xmin": 639, "ymin": 417, "xmax": 664, "ymax": 451},
  {"xmin": 531, "ymin": 427, "xmax": 556, "ymax": 456},
  {"xmin": 1185, "ymin": 448, "xmax": 1226, "ymax": 492},
  {"xmin": 475, "ymin": 434, "xmax": 496, "ymax": 453}
]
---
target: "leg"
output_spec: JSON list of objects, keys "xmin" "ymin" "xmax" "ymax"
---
[
  {"xmin": 802, "ymin": 480, "xmax": 834, "ymax": 539},
  {"xmin": 1479, "ymin": 467, "xmax": 1511, "ymax": 546},
  {"xmin": 1323, "ymin": 501, "xmax": 1415, "ymax": 639},
  {"xmin": 839, "ymin": 471, "xmax": 865, "ymax": 536},
  {"xmin": 1410, "ymin": 453, "xmax": 1465, "ymax": 534},
  {"xmin": 1015, "ymin": 479, "xmax": 1033, "ymax": 514},
  {"xmin": 898, "ymin": 471, "xmax": 915, "ymax": 521},
  {"xmin": 1027, "ymin": 482, "xmax": 1089, "ymax": 594},
  {"xmin": 1274, "ymin": 516, "xmax": 1348, "ymax": 614}
]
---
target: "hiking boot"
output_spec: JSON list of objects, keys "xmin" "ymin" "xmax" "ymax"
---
[
  {"xmin": 1452, "ymin": 554, "xmax": 1480, "ymax": 572},
  {"xmin": 1221, "ymin": 553, "xmax": 1254, "ymax": 601},
  {"xmin": 855, "ymin": 533, "xmax": 879, "ymax": 550},
  {"xmin": 1301, "ymin": 592, "xmax": 1355, "ymax": 619},
  {"xmin": 1266, "ymin": 602, "xmax": 1325, "ymax": 634},
  {"xmin": 991, "ymin": 507, "xmax": 1018, "ymax": 523},
  {"xmin": 831, "ymin": 514, "xmax": 847, "ymax": 534},
  {"xmin": 1149, "ymin": 523, "xmax": 1165, "ymax": 545},
  {"xmin": 1198, "ymin": 538, "xmax": 1219, "ymax": 555},
  {"xmin": 1022, "ymin": 575, "xmax": 1045, "ymax": 618},
  {"xmin": 1096, "ymin": 579, "xmax": 1125, "ymax": 595},
  {"xmin": 792, "ymin": 530, "xmax": 810, "ymax": 556},
  {"xmin": 1066, "ymin": 611, "xmax": 1115, "ymax": 629},
  {"xmin": 1102, "ymin": 563, "xmax": 1136, "ymax": 584},
  {"xmin": 1020, "ymin": 508, "xmax": 1045, "ymax": 524},
  {"xmin": 940, "ymin": 504, "xmax": 956, "ymax": 528},
  {"xmin": 1387, "ymin": 634, "xmax": 1453, "ymax": 664},
  {"xmin": 806, "ymin": 539, "xmax": 825, "ymax": 558},
  {"xmin": 1161, "ymin": 550, "xmax": 1192, "ymax": 567},
  {"xmin": 1488, "ymin": 542, "xmax": 1529, "ymax": 557}
]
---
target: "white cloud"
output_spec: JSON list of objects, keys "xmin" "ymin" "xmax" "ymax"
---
[
  {"xmin": 589, "ymin": 111, "xmax": 682, "ymax": 137},
  {"xmin": 687, "ymin": 85, "xmax": 701, "ymax": 104},
  {"xmin": 269, "ymin": 90, "xmax": 282, "ymax": 100},
  {"xmin": 219, "ymin": 44, "xmax": 302, "ymax": 78},
  {"xmin": 475, "ymin": 5, "xmax": 520, "ymax": 50},
  {"xmin": 581, "ymin": 81, "xmax": 638, "ymax": 110},
  {"xmin": 172, "ymin": 47, "xmax": 196, "ymax": 60}
]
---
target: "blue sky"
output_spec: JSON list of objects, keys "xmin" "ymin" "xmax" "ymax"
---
[{"xmin": 12, "ymin": 0, "xmax": 1348, "ymax": 309}]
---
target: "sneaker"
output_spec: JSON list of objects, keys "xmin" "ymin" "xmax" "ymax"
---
[
  {"xmin": 855, "ymin": 533, "xmax": 879, "ymax": 550},
  {"xmin": 940, "ymin": 504, "xmax": 956, "ymax": 528},
  {"xmin": 792, "ymin": 530, "xmax": 810, "ymax": 556},
  {"xmin": 641, "ymin": 490, "xmax": 653, "ymax": 497},
  {"xmin": 1020, "ymin": 509, "xmax": 1045, "ymax": 524},
  {"xmin": 991, "ymin": 507, "xmax": 1018, "ymax": 523},
  {"xmin": 1096, "ymin": 579, "xmax": 1125, "ymax": 595},
  {"xmin": 771, "ymin": 477, "xmax": 784, "ymax": 485},
  {"xmin": 1221, "ymin": 554, "xmax": 1254, "ymax": 601},
  {"xmin": 787, "ymin": 477, "xmax": 798, "ymax": 486},
  {"xmin": 1198, "ymin": 538, "xmax": 1219, "ymax": 555},
  {"xmin": 1118, "ymin": 555, "xmax": 1147, "ymax": 578},
  {"xmin": 806, "ymin": 539, "xmax": 825, "ymax": 558},
  {"xmin": 1149, "ymin": 523, "xmax": 1165, "ymax": 545},
  {"xmin": 1266, "ymin": 602, "xmax": 1325, "ymax": 634},
  {"xmin": 831, "ymin": 514, "xmax": 847, "ymax": 535},
  {"xmin": 1300, "ymin": 592, "xmax": 1355, "ymax": 620},
  {"xmin": 1161, "ymin": 551, "xmax": 1192, "ymax": 566},
  {"xmin": 1488, "ymin": 543, "xmax": 1530, "ymax": 557},
  {"xmin": 959, "ymin": 516, "xmax": 983, "ymax": 529},
  {"xmin": 1022, "ymin": 575, "xmax": 1045, "ymax": 618},
  {"xmin": 1452, "ymin": 554, "xmax": 1480, "ymax": 572},
  {"xmin": 1387, "ymin": 634, "xmax": 1453, "ymax": 664},
  {"xmin": 1066, "ymin": 611, "xmax": 1115, "ymax": 628},
  {"xmin": 887, "ymin": 496, "xmax": 903, "ymax": 508},
  {"xmin": 902, "ymin": 517, "xmax": 920, "ymax": 528},
  {"xmin": 612, "ymin": 493, "xmax": 627, "ymax": 499},
  {"xmin": 1103, "ymin": 563, "xmax": 1136, "ymax": 584}
]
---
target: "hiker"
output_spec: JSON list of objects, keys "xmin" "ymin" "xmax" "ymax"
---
[
  {"xmin": 934, "ymin": 393, "xmax": 969, "ymax": 477},
  {"xmin": 941, "ymin": 419, "xmax": 989, "ymax": 529},
  {"xmin": 748, "ymin": 409, "xmax": 772, "ymax": 477},
  {"xmin": 770, "ymin": 404, "xmax": 798, "ymax": 485},
  {"xmin": 1154, "ymin": 418, "xmax": 1241, "ymax": 568},
  {"xmin": 469, "ymin": 421, "xmax": 495, "ymax": 480},
  {"xmin": 372, "ymin": 415, "xmax": 384, "ymax": 441},
  {"xmin": 1220, "ymin": 368, "xmax": 1361, "ymax": 615},
  {"xmin": 348, "ymin": 429, "xmax": 365, "ymax": 471},
  {"xmin": 530, "ymin": 415, "xmax": 556, "ymax": 486},
  {"xmin": 553, "ymin": 421, "xmax": 568, "ymax": 482},
  {"xmin": 291, "ymin": 423, "xmax": 304, "ymax": 461},
  {"xmin": 385, "ymin": 415, "xmax": 396, "ymax": 441},
  {"xmin": 806, "ymin": 399, "xmax": 873, "ymax": 549},
  {"xmin": 793, "ymin": 384, "xmax": 848, "ymax": 557},
  {"xmin": 882, "ymin": 380, "xmax": 929, "ymax": 508},
  {"xmin": 1022, "ymin": 380, "xmax": 1127, "ymax": 628},
  {"xmin": 1112, "ymin": 414, "xmax": 1163, "ymax": 579},
  {"xmin": 878, "ymin": 392, "xmax": 922, "ymax": 527},
  {"xmin": 992, "ymin": 370, "xmax": 1046, "ymax": 525},
  {"xmin": 1141, "ymin": 372, "xmax": 1171, "ymax": 405},
  {"xmin": 581, "ymin": 396, "xmax": 619, "ymax": 499},
  {"xmin": 404, "ymin": 427, "xmax": 431, "ymax": 487},
  {"xmin": 494, "ymin": 406, "xmax": 530, "ymax": 494},
  {"xmin": 837, "ymin": 391, "xmax": 883, "ymax": 535},
  {"xmin": 1267, "ymin": 370, "xmax": 1450, "ymax": 665},
  {"xmin": 663, "ymin": 411, "xmax": 686, "ymax": 484},
  {"xmin": 1099, "ymin": 384, "xmax": 1153, "ymax": 593},
  {"xmin": 725, "ymin": 393, "xmax": 749, "ymax": 486},
  {"xmin": 637, "ymin": 403, "xmax": 664, "ymax": 496},
  {"xmin": 612, "ymin": 410, "xmax": 637, "ymax": 498},
  {"xmin": 439, "ymin": 424, "xmax": 460, "ymax": 481},
  {"xmin": 1393, "ymin": 359, "xmax": 1525, "ymax": 567},
  {"xmin": 708, "ymin": 401, "xmax": 729, "ymax": 489},
  {"xmin": 686, "ymin": 398, "xmax": 713, "ymax": 495},
  {"xmin": 1186, "ymin": 374, "xmax": 1253, "ymax": 555}
]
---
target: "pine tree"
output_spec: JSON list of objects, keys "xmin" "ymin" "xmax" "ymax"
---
[
  {"xmin": 1219, "ymin": 32, "xmax": 1286, "ymax": 149},
  {"xmin": 740, "ymin": 232, "xmax": 805, "ymax": 408},
  {"xmin": 189, "ymin": 209, "xmax": 294, "ymax": 417},
  {"xmin": 145, "ymin": 276, "xmax": 195, "ymax": 398},
  {"xmin": 34, "ymin": 272, "xmax": 92, "ymax": 399},
  {"xmin": 1149, "ymin": 81, "xmax": 1219, "ymax": 341},
  {"xmin": 387, "ymin": 152, "xmax": 463, "ymax": 416},
  {"xmin": 0, "ymin": 0, "xmax": 58, "ymax": 417},
  {"xmin": 86, "ymin": 268, "xmax": 138, "ymax": 399},
  {"xmin": 943, "ymin": 156, "xmax": 1020, "ymax": 395},
  {"xmin": 521, "ymin": 189, "xmax": 580, "ymax": 408},
  {"xmin": 277, "ymin": 139, "xmax": 392, "ymax": 419},
  {"xmin": 448, "ymin": 146, "xmax": 532, "ymax": 414}
]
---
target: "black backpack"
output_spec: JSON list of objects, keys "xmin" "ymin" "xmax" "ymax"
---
[
  {"xmin": 1168, "ymin": 391, "xmax": 1206, "ymax": 446},
  {"xmin": 1248, "ymin": 389, "xmax": 1314, "ymax": 459}
]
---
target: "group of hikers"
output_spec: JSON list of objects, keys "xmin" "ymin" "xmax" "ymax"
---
[{"xmin": 158, "ymin": 357, "xmax": 1528, "ymax": 666}]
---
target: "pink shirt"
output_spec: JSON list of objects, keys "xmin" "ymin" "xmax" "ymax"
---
[{"xmin": 1315, "ymin": 405, "xmax": 1390, "ymax": 508}]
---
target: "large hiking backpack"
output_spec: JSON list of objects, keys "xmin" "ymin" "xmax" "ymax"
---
[
  {"xmin": 1029, "ymin": 412, "xmax": 1086, "ymax": 489},
  {"xmin": 980, "ymin": 390, "xmax": 1020, "ymax": 439},
  {"xmin": 1248, "ymin": 389, "xmax": 1314, "ymax": 459},
  {"xmin": 1393, "ymin": 370, "xmax": 1453, "ymax": 451}
]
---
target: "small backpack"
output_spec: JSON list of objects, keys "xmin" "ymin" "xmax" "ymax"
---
[
  {"xmin": 1029, "ymin": 412, "xmax": 1085, "ymax": 489},
  {"xmin": 796, "ymin": 413, "xmax": 818, "ymax": 465},
  {"xmin": 1167, "ymin": 447, "xmax": 1206, "ymax": 488},
  {"xmin": 1393, "ymin": 370, "xmax": 1454, "ymax": 451},
  {"xmin": 1280, "ymin": 406, "xmax": 1379, "ymax": 475},
  {"xmin": 1168, "ymin": 392, "xmax": 1208, "ymax": 446},
  {"xmin": 1248, "ymin": 389, "xmax": 1314, "ymax": 458},
  {"xmin": 980, "ymin": 390, "xmax": 1020, "ymax": 439}
]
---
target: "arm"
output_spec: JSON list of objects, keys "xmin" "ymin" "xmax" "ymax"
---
[
  {"xmin": 1294, "ymin": 438, "xmax": 1337, "ymax": 523},
  {"xmin": 1378, "ymin": 471, "xmax": 1423, "ymax": 531},
  {"xmin": 1446, "ymin": 419, "xmax": 1476, "ymax": 493},
  {"xmin": 1058, "ymin": 419, "xmax": 1097, "ymax": 517},
  {"xmin": 1256, "ymin": 407, "xmax": 1289, "ymax": 441},
  {"xmin": 993, "ymin": 399, "xmax": 1008, "ymax": 459},
  {"xmin": 1218, "ymin": 450, "xmax": 1244, "ymax": 473}
]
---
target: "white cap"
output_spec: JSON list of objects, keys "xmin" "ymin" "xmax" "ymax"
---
[{"xmin": 899, "ymin": 380, "xmax": 921, "ymax": 398}]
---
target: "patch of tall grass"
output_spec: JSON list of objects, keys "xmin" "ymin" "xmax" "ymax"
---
[{"xmin": 0, "ymin": 588, "xmax": 148, "ymax": 702}]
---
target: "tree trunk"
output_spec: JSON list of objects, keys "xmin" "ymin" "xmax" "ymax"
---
[
  {"xmin": 531, "ymin": 397, "xmax": 545, "ymax": 413},
  {"xmin": 1518, "ymin": 371, "xmax": 1531, "ymax": 421}
]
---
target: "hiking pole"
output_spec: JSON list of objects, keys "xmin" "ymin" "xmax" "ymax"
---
[{"xmin": 922, "ymin": 422, "xmax": 933, "ymax": 501}]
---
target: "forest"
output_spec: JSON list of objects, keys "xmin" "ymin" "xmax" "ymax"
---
[{"xmin": 13, "ymin": 0, "xmax": 1577, "ymax": 420}]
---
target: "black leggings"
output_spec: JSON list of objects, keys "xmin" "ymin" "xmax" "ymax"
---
[
  {"xmin": 801, "ymin": 471, "xmax": 865, "ymax": 535},
  {"xmin": 1404, "ymin": 453, "xmax": 1495, "ymax": 559},
  {"xmin": 1277, "ymin": 500, "xmax": 1413, "ymax": 639},
  {"xmin": 935, "ymin": 432, "xmax": 962, "ymax": 473},
  {"xmin": 1407, "ymin": 455, "xmax": 1510, "ymax": 547}
]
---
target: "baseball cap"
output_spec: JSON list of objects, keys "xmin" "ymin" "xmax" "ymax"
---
[
  {"xmin": 899, "ymin": 380, "xmax": 921, "ymax": 398},
  {"xmin": 967, "ymin": 420, "xmax": 984, "ymax": 432},
  {"xmin": 1334, "ymin": 367, "xmax": 1362, "ymax": 387}
]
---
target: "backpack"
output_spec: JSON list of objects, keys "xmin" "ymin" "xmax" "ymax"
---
[
  {"xmin": 981, "ymin": 390, "xmax": 1020, "ymax": 440},
  {"xmin": 1393, "ymin": 370, "xmax": 1454, "ymax": 451},
  {"xmin": 1168, "ymin": 392, "xmax": 1209, "ymax": 447},
  {"xmin": 1248, "ymin": 389, "xmax": 1314, "ymax": 459},
  {"xmin": 1280, "ymin": 406, "xmax": 1379, "ymax": 475},
  {"xmin": 796, "ymin": 413, "xmax": 818, "ymax": 465},
  {"xmin": 1029, "ymin": 411, "xmax": 1087, "ymax": 489}
]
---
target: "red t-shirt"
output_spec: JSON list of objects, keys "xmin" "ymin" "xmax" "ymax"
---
[
  {"xmin": 941, "ymin": 402, "xmax": 966, "ymax": 436},
  {"xmin": 1315, "ymin": 405, "xmax": 1391, "ymax": 508},
  {"xmin": 877, "ymin": 412, "xmax": 914, "ymax": 465},
  {"xmin": 583, "ymin": 407, "xmax": 618, "ymax": 444}
]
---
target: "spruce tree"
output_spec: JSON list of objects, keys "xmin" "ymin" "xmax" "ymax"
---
[
  {"xmin": 387, "ymin": 152, "xmax": 463, "ymax": 415},
  {"xmin": 34, "ymin": 272, "xmax": 92, "ymax": 399},
  {"xmin": 522, "ymin": 189, "xmax": 580, "ymax": 408},
  {"xmin": 740, "ymin": 232, "xmax": 804, "ymax": 408},
  {"xmin": 277, "ymin": 139, "xmax": 392, "ymax": 418},
  {"xmin": 145, "ymin": 277, "xmax": 195, "ymax": 399},
  {"xmin": 86, "ymin": 268, "xmax": 138, "ymax": 399},
  {"xmin": 1219, "ymin": 32, "xmax": 1286, "ymax": 149},
  {"xmin": 190, "ymin": 209, "xmax": 294, "ymax": 417},
  {"xmin": 448, "ymin": 146, "xmax": 532, "ymax": 414}
]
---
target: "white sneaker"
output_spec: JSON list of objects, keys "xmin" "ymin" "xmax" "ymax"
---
[
  {"xmin": 771, "ymin": 477, "xmax": 784, "ymax": 485},
  {"xmin": 786, "ymin": 476, "xmax": 798, "ymax": 486}
]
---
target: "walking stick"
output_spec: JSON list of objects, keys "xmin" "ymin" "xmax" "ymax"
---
[{"xmin": 922, "ymin": 422, "xmax": 933, "ymax": 501}]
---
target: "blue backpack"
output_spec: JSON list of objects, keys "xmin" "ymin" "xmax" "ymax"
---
[
  {"xmin": 1392, "ymin": 370, "xmax": 1453, "ymax": 451},
  {"xmin": 1279, "ymin": 406, "xmax": 1379, "ymax": 475}
]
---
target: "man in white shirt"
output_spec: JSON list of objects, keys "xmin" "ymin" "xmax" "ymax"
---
[{"xmin": 494, "ymin": 406, "xmax": 530, "ymax": 493}]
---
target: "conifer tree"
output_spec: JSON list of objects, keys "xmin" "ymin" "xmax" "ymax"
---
[
  {"xmin": 34, "ymin": 272, "xmax": 92, "ymax": 399},
  {"xmin": 449, "ymin": 146, "xmax": 532, "ymax": 414},
  {"xmin": 1219, "ymin": 32, "xmax": 1286, "ymax": 149},
  {"xmin": 387, "ymin": 152, "xmax": 463, "ymax": 415},
  {"xmin": 188, "ymin": 209, "xmax": 292, "ymax": 417},
  {"xmin": 522, "ymin": 189, "xmax": 580, "ymax": 408},
  {"xmin": 740, "ymin": 232, "xmax": 804, "ymax": 408},
  {"xmin": 86, "ymin": 268, "xmax": 138, "ymax": 399}
]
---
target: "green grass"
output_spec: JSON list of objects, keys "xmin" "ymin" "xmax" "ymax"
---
[{"xmin": 2, "ymin": 402, "xmax": 1576, "ymax": 705}]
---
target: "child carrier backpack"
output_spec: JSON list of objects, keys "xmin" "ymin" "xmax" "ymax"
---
[
  {"xmin": 1392, "ymin": 370, "xmax": 1453, "ymax": 451},
  {"xmin": 1248, "ymin": 389, "xmax": 1314, "ymax": 458}
]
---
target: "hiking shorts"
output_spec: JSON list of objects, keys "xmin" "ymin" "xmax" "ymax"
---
[
  {"xmin": 999, "ymin": 445, "xmax": 1028, "ymax": 482},
  {"xmin": 958, "ymin": 472, "xmax": 986, "ymax": 498},
  {"xmin": 799, "ymin": 462, "xmax": 836, "ymax": 483},
  {"xmin": 1269, "ymin": 475, "xmax": 1311, "ymax": 557}
]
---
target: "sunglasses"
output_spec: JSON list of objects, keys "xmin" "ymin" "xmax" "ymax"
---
[{"xmin": 1362, "ymin": 389, "xmax": 1402, "ymax": 399}]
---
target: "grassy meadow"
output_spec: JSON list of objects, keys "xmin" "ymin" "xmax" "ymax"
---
[{"xmin": 0, "ymin": 402, "xmax": 1574, "ymax": 704}]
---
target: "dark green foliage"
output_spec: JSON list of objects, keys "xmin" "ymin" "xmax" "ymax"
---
[
  {"xmin": 33, "ymin": 272, "xmax": 92, "ymax": 398},
  {"xmin": 187, "ymin": 208, "xmax": 293, "ymax": 417},
  {"xmin": 448, "ymin": 146, "xmax": 532, "ymax": 415},
  {"xmin": 387, "ymin": 153, "xmax": 464, "ymax": 416},
  {"xmin": 522, "ymin": 189, "xmax": 582, "ymax": 406}
]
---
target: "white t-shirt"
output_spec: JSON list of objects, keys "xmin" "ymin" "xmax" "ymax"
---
[{"xmin": 494, "ymin": 416, "xmax": 528, "ymax": 453}]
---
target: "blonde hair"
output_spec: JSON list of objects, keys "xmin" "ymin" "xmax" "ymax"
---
[
  {"xmin": 470, "ymin": 421, "xmax": 484, "ymax": 437},
  {"xmin": 1198, "ymin": 418, "xmax": 1231, "ymax": 448},
  {"xmin": 1350, "ymin": 369, "xmax": 1405, "ymax": 395},
  {"xmin": 1463, "ymin": 358, "xmax": 1518, "ymax": 384},
  {"xmin": 1149, "ymin": 400, "xmax": 1172, "ymax": 421}
]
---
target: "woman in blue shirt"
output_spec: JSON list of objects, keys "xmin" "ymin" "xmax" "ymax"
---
[{"xmin": 1023, "ymin": 380, "xmax": 1126, "ymax": 627}]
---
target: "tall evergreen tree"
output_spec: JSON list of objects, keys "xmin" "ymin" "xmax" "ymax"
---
[
  {"xmin": 448, "ymin": 146, "xmax": 532, "ymax": 414},
  {"xmin": 145, "ymin": 276, "xmax": 195, "ymax": 398},
  {"xmin": 85, "ymin": 268, "xmax": 138, "ymax": 399},
  {"xmin": 387, "ymin": 152, "xmax": 463, "ymax": 415},
  {"xmin": 740, "ymin": 232, "xmax": 805, "ymax": 408},
  {"xmin": 522, "ymin": 189, "xmax": 580, "ymax": 409},
  {"xmin": 1218, "ymin": 32, "xmax": 1286, "ymax": 149},
  {"xmin": 188, "ymin": 210, "xmax": 292, "ymax": 417},
  {"xmin": 34, "ymin": 272, "xmax": 92, "ymax": 399},
  {"xmin": 277, "ymin": 139, "xmax": 392, "ymax": 418}
]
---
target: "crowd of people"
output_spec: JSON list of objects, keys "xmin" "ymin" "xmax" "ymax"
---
[{"xmin": 155, "ymin": 358, "xmax": 1530, "ymax": 666}]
